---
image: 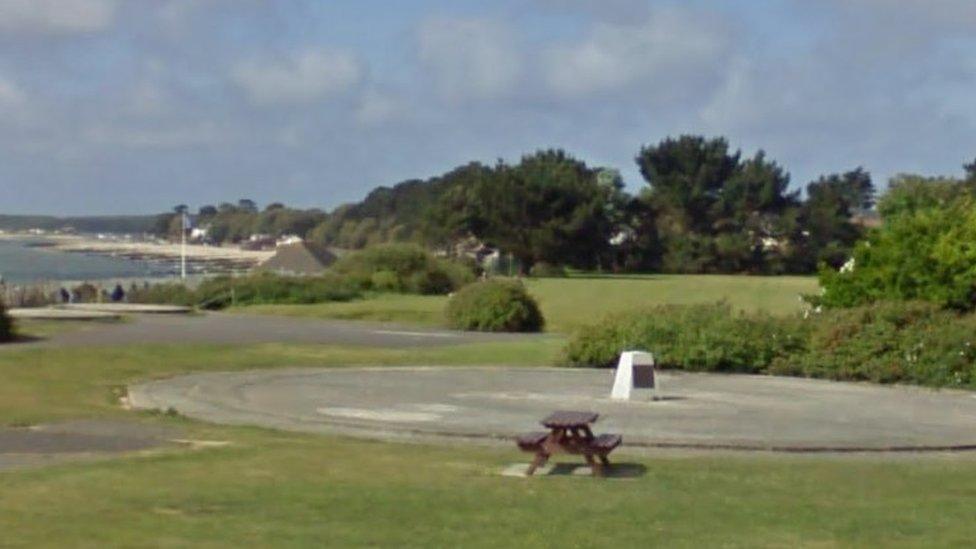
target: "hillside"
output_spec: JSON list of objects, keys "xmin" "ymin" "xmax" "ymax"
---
[{"xmin": 0, "ymin": 214, "xmax": 158, "ymax": 234}]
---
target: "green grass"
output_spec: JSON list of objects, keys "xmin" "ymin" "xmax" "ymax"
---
[
  {"xmin": 240, "ymin": 274, "xmax": 819, "ymax": 333},
  {"xmin": 4, "ymin": 425, "xmax": 976, "ymax": 547},
  {"xmin": 2, "ymin": 342, "xmax": 976, "ymax": 546}
]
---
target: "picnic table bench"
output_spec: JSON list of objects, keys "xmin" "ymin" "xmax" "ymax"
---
[{"xmin": 516, "ymin": 411, "xmax": 622, "ymax": 477}]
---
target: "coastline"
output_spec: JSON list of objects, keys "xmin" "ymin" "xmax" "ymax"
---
[{"xmin": 0, "ymin": 233, "xmax": 273, "ymax": 272}]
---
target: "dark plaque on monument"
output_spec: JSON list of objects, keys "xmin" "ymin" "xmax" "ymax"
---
[{"xmin": 633, "ymin": 364, "xmax": 655, "ymax": 389}]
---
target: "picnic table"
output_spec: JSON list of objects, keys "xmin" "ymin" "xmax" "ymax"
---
[{"xmin": 516, "ymin": 410, "xmax": 622, "ymax": 477}]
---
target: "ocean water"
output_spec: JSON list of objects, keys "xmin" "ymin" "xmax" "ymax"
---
[{"xmin": 0, "ymin": 239, "xmax": 176, "ymax": 283}]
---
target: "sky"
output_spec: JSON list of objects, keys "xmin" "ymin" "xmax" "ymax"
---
[{"xmin": 0, "ymin": 0, "xmax": 975, "ymax": 215}]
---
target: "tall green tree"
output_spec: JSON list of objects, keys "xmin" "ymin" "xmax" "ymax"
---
[
  {"xmin": 799, "ymin": 168, "xmax": 874, "ymax": 269},
  {"xmin": 439, "ymin": 150, "xmax": 617, "ymax": 272}
]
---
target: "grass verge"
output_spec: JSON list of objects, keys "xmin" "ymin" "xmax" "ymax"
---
[{"xmin": 237, "ymin": 274, "xmax": 819, "ymax": 333}]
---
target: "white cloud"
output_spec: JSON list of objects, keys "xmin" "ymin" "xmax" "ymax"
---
[
  {"xmin": 231, "ymin": 49, "xmax": 363, "ymax": 105},
  {"xmin": 417, "ymin": 17, "xmax": 521, "ymax": 101},
  {"xmin": 0, "ymin": 0, "xmax": 119, "ymax": 35},
  {"xmin": 355, "ymin": 89, "xmax": 401, "ymax": 126},
  {"xmin": 84, "ymin": 122, "xmax": 228, "ymax": 149},
  {"xmin": 544, "ymin": 8, "xmax": 734, "ymax": 98}
]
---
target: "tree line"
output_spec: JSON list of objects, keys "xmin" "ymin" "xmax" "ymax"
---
[{"xmin": 154, "ymin": 135, "xmax": 976, "ymax": 275}]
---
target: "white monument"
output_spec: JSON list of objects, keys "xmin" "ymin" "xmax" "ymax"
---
[{"xmin": 611, "ymin": 351, "xmax": 657, "ymax": 401}]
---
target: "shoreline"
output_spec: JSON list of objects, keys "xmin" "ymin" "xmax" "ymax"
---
[{"xmin": 1, "ymin": 234, "xmax": 273, "ymax": 270}]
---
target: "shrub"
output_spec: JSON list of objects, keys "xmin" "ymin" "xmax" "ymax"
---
[
  {"xmin": 563, "ymin": 302, "xmax": 805, "ymax": 372},
  {"xmin": 818, "ymin": 198, "xmax": 976, "ymax": 311},
  {"xmin": 446, "ymin": 279, "xmax": 544, "ymax": 332},
  {"xmin": 529, "ymin": 262, "xmax": 567, "ymax": 278},
  {"xmin": 128, "ymin": 283, "xmax": 197, "ymax": 306},
  {"xmin": 0, "ymin": 299, "xmax": 14, "ymax": 342},
  {"xmin": 370, "ymin": 270, "xmax": 400, "ymax": 292},
  {"xmin": 771, "ymin": 301, "xmax": 976, "ymax": 387},
  {"xmin": 127, "ymin": 273, "xmax": 362, "ymax": 310},
  {"xmin": 332, "ymin": 243, "xmax": 475, "ymax": 295},
  {"xmin": 195, "ymin": 273, "xmax": 361, "ymax": 307},
  {"xmin": 71, "ymin": 283, "xmax": 100, "ymax": 303},
  {"xmin": 563, "ymin": 300, "xmax": 976, "ymax": 389}
]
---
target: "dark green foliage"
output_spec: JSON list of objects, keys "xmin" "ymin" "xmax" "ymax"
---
[
  {"xmin": 798, "ymin": 168, "xmax": 875, "ymax": 269},
  {"xmin": 636, "ymin": 136, "xmax": 806, "ymax": 274},
  {"xmin": 770, "ymin": 302, "xmax": 976, "ymax": 387},
  {"xmin": 445, "ymin": 279, "xmax": 544, "ymax": 332},
  {"xmin": 876, "ymin": 174, "xmax": 974, "ymax": 219},
  {"xmin": 431, "ymin": 150, "xmax": 620, "ymax": 272},
  {"xmin": 129, "ymin": 274, "xmax": 362, "ymax": 309},
  {"xmin": 331, "ymin": 243, "xmax": 475, "ymax": 295},
  {"xmin": 195, "ymin": 273, "xmax": 361, "ymax": 307},
  {"xmin": 0, "ymin": 215, "xmax": 157, "ymax": 234},
  {"xmin": 563, "ymin": 301, "xmax": 976, "ymax": 389},
  {"xmin": 0, "ymin": 299, "xmax": 14, "ymax": 343},
  {"xmin": 128, "ymin": 283, "xmax": 198, "ymax": 307},
  {"xmin": 563, "ymin": 303, "xmax": 803, "ymax": 372},
  {"xmin": 818, "ymin": 198, "xmax": 976, "ymax": 310},
  {"xmin": 154, "ymin": 201, "xmax": 328, "ymax": 244},
  {"xmin": 309, "ymin": 163, "xmax": 492, "ymax": 250}
]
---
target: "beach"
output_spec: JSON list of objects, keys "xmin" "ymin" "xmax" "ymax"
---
[{"xmin": 0, "ymin": 234, "xmax": 273, "ymax": 284}]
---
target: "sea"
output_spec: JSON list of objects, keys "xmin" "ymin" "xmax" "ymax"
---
[{"xmin": 0, "ymin": 238, "xmax": 177, "ymax": 284}]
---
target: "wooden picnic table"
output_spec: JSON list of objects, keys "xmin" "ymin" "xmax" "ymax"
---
[{"xmin": 517, "ymin": 410, "xmax": 621, "ymax": 477}]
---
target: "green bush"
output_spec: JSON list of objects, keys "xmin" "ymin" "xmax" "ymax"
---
[
  {"xmin": 0, "ymin": 299, "xmax": 14, "ymax": 343},
  {"xmin": 127, "ymin": 273, "xmax": 362, "ymax": 310},
  {"xmin": 818, "ymin": 198, "xmax": 976, "ymax": 311},
  {"xmin": 332, "ymin": 243, "xmax": 475, "ymax": 295},
  {"xmin": 771, "ymin": 302, "xmax": 976, "ymax": 387},
  {"xmin": 563, "ymin": 302, "xmax": 804, "ymax": 372},
  {"xmin": 529, "ymin": 262, "xmax": 567, "ymax": 278},
  {"xmin": 446, "ymin": 279, "xmax": 544, "ymax": 332},
  {"xmin": 195, "ymin": 273, "xmax": 361, "ymax": 307},
  {"xmin": 71, "ymin": 283, "xmax": 100, "ymax": 303},
  {"xmin": 128, "ymin": 283, "xmax": 198, "ymax": 306},
  {"xmin": 563, "ymin": 301, "xmax": 976, "ymax": 389}
]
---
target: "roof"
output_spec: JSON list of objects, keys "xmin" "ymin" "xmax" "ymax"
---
[{"xmin": 258, "ymin": 242, "xmax": 338, "ymax": 275}]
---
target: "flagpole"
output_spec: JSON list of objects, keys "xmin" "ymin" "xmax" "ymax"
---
[{"xmin": 181, "ymin": 212, "xmax": 187, "ymax": 280}]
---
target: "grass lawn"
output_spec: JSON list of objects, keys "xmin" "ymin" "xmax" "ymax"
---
[
  {"xmin": 242, "ymin": 274, "xmax": 820, "ymax": 333},
  {"xmin": 2, "ymin": 341, "xmax": 976, "ymax": 546}
]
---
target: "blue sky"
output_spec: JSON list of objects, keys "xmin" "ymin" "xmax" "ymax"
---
[{"xmin": 0, "ymin": 0, "xmax": 974, "ymax": 215}]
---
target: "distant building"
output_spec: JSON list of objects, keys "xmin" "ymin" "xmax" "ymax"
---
[{"xmin": 257, "ymin": 242, "xmax": 338, "ymax": 275}]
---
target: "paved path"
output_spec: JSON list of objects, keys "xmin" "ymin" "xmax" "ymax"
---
[
  {"xmin": 0, "ymin": 420, "xmax": 179, "ymax": 471},
  {"xmin": 131, "ymin": 367, "xmax": 976, "ymax": 453},
  {"xmin": 8, "ymin": 312, "xmax": 547, "ymax": 349}
]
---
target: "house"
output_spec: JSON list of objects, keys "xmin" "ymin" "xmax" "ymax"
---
[{"xmin": 257, "ymin": 241, "xmax": 338, "ymax": 275}]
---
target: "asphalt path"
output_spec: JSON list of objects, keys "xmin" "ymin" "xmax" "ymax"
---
[
  {"xmin": 7, "ymin": 312, "xmax": 548, "ymax": 349},
  {"xmin": 130, "ymin": 366, "xmax": 976, "ymax": 453}
]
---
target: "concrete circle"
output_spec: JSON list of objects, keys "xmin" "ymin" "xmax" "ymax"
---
[
  {"xmin": 129, "ymin": 367, "xmax": 976, "ymax": 452},
  {"xmin": 8, "ymin": 308, "xmax": 121, "ymax": 321},
  {"xmin": 62, "ymin": 303, "xmax": 193, "ymax": 314}
]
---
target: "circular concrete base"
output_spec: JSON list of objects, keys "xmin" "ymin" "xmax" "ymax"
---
[
  {"xmin": 8, "ymin": 308, "xmax": 121, "ymax": 321},
  {"xmin": 129, "ymin": 367, "xmax": 976, "ymax": 452},
  {"xmin": 61, "ymin": 303, "xmax": 193, "ymax": 314}
]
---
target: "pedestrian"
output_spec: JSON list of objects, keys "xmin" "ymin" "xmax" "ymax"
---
[{"xmin": 111, "ymin": 284, "xmax": 125, "ymax": 303}]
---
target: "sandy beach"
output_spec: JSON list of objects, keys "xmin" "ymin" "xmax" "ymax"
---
[{"xmin": 1, "ymin": 233, "xmax": 273, "ymax": 268}]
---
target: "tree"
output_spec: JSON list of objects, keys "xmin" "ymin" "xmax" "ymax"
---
[
  {"xmin": 237, "ymin": 199, "xmax": 258, "ymax": 213},
  {"xmin": 877, "ymin": 174, "xmax": 972, "ymax": 219},
  {"xmin": 436, "ymin": 150, "xmax": 618, "ymax": 272},
  {"xmin": 635, "ymin": 136, "xmax": 802, "ymax": 273},
  {"xmin": 198, "ymin": 205, "xmax": 218, "ymax": 217},
  {"xmin": 799, "ymin": 168, "xmax": 875, "ymax": 269},
  {"xmin": 819, "ymin": 197, "xmax": 976, "ymax": 311}
]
